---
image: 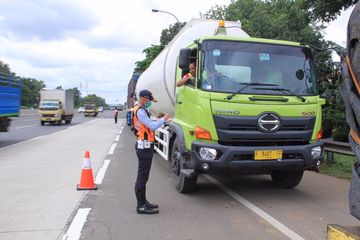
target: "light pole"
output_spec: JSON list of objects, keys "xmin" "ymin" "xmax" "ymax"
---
[{"xmin": 152, "ymin": 9, "xmax": 180, "ymax": 24}]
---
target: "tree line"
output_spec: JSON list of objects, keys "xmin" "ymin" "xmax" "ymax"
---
[
  {"xmin": 134, "ymin": 0, "xmax": 358, "ymax": 141},
  {"xmin": 0, "ymin": 61, "xmax": 107, "ymax": 109}
]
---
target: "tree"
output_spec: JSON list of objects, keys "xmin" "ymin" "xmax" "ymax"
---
[
  {"xmin": 0, "ymin": 61, "xmax": 13, "ymax": 75},
  {"xmin": 135, "ymin": 44, "xmax": 163, "ymax": 72},
  {"xmin": 81, "ymin": 94, "xmax": 107, "ymax": 108},
  {"xmin": 21, "ymin": 78, "xmax": 46, "ymax": 108},
  {"xmin": 301, "ymin": 0, "xmax": 358, "ymax": 22},
  {"xmin": 135, "ymin": 22, "xmax": 186, "ymax": 72},
  {"xmin": 67, "ymin": 87, "xmax": 81, "ymax": 108},
  {"xmin": 159, "ymin": 22, "xmax": 185, "ymax": 46}
]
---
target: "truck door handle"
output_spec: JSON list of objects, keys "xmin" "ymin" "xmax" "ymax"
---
[{"xmin": 176, "ymin": 100, "xmax": 182, "ymax": 104}]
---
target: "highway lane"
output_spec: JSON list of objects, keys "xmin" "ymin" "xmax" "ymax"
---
[
  {"xmin": 1, "ymin": 111, "xmax": 356, "ymax": 240},
  {"xmin": 0, "ymin": 110, "xmax": 124, "ymax": 149},
  {"xmin": 0, "ymin": 117, "xmax": 124, "ymax": 240},
  {"xmin": 76, "ymin": 125, "xmax": 358, "ymax": 240}
]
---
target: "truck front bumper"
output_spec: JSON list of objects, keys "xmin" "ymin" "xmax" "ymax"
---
[
  {"xmin": 40, "ymin": 117, "xmax": 61, "ymax": 122},
  {"xmin": 190, "ymin": 141, "xmax": 323, "ymax": 174}
]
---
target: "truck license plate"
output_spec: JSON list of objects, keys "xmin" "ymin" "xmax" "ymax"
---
[{"xmin": 254, "ymin": 150, "xmax": 282, "ymax": 160}]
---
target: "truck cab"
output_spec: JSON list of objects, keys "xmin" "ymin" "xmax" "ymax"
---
[
  {"xmin": 39, "ymin": 100, "xmax": 62, "ymax": 125},
  {"xmin": 39, "ymin": 89, "xmax": 74, "ymax": 125},
  {"xmin": 84, "ymin": 103, "xmax": 98, "ymax": 117},
  {"xmin": 170, "ymin": 36, "xmax": 325, "ymax": 192}
]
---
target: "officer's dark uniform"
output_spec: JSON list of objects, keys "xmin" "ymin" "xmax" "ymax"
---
[{"xmin": 133, "ymin": 96, "xmax": 162, "ymax": 214}]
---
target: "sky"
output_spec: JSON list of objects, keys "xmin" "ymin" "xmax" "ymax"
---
[{"xmin": 0, "ymin": 1, "xmax": 354, "ymax": 105}]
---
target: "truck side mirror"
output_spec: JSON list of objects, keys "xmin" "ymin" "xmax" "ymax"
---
[{"xmin": 179, "ymin": 48, "xmax": 191, "ymax": 70}]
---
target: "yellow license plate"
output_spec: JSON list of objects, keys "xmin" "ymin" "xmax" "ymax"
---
[{"xmin": 254, "ymin": 150, "xmax": 282, "ymax": 160}]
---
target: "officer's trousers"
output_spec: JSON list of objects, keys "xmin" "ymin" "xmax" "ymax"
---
[{"xmin": 135, "ymin": 144, "xmax": 154, "ymax": 190}]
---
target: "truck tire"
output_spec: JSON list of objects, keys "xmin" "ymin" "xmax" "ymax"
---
[
  {"xmin": 41, "ymin": 121, "xmax": 45, "ymax": 126},
  {"xmin": 65, "ymin": 119, "xmax": 71, "ymax": 124},
  {"xmin": 271, "ymin": 170, "xmax": 304, "ymax": 188},
  {"xmin": 170, "ymin": 137, "xmax": 197, "ymax": 193}
]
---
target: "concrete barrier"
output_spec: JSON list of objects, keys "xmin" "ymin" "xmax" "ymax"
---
[{"xmin": 19, "ymin": 109, "xmax": 38, "ymax": 117}]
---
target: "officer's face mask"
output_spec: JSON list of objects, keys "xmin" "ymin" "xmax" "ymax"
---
[{"xmin": 145, "ymin": 101, "xmax": 152, "ymax": 109}]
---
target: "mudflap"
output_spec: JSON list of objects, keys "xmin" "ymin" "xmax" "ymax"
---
[{"xmin": 180, "ymin": 153, "xmax": 197, "ymax": 178}]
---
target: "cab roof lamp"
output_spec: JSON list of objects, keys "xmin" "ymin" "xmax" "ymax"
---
[
  {"xmin": 219, "ymin": 20, "xmax": 225, "ymax": 27},
  {"xmin": 214, "ymin": 19, "xmax": 227, "ymax": 36}
]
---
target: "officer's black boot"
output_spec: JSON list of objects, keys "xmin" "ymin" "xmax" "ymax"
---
[
  {"xmin": 135, "ymin": 187, "xmax": 159, "ymax": 214},
  {"xmin": 144, "ymin": 186, "xmax": 159, "ymax": 209}
]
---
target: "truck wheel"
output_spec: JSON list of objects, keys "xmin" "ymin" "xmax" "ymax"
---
[
  {"xmin": 271, "ymin": 170, "xmax": 304, "ymax": 188},
  {"xmin": 65, "ymin": 120, "xmax": 71, "ymax": 124},
  {"xmin": 41, "ymin": 121, "xmax": 45, "ymax": 126},
  {"xmin": 170, "ymin": 137, "xmax": 197, "ymax": 193}
]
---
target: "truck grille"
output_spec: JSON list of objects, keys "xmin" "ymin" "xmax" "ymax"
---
[
  {"xmin": 42, "ymin": 114, "xmax": 55, "ymax": 117},
  {"xmin": 214, "ymin": 115, "xmax": 316, "ymax": 146}
]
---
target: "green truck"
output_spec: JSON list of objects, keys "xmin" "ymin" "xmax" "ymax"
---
[{"xmin": 134, "ymin": 19, "xmax": 325, "ymax": 192}]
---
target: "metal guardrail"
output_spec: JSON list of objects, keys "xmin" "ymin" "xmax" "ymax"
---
[{"xmin": 322, "ymin": 138, "xmax": 355, "ymax": 163}]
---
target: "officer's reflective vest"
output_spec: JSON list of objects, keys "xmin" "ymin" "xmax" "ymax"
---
[{"xmin": 133, "ymin": 105, "xmax": 155, "ymax": 142}]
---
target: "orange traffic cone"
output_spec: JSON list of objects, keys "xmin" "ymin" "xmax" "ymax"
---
[{"xmin": 77, "ymin": 150, "xmax": 97, "ymax": 190}]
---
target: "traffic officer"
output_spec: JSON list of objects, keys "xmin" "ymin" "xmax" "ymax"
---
[{"xmin": 133, "ymin": 89, "xmax": 171, "ymax": 214}]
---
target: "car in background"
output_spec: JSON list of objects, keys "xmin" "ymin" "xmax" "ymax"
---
[
  {"xmin": 98, "ymin": 106, "xmax": 104, "ymax": 112},
  {"xmin": 78, "ymin": 107, "xmax": 85, "ymax": 113}
]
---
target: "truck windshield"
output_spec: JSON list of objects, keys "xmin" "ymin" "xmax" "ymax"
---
[
  {"xmin": 39, "ymin": 101, "xmax": 59, "ymax": 110},
  {"xmin": 200, "ymin": 40, "xmax": 317, "ymax": 96},
  {"xmin": 84, "ymin": 104, "xmax": 95, "ymax": 110}
]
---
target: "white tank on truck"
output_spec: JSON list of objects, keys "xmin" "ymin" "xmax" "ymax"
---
[
  {"xmin": 135, "ymin": 18, "xmax": 249, "ymax": 115},
  {"xmin": 39, "ymin": 89, "xmax": 74, "ymax": 125}
]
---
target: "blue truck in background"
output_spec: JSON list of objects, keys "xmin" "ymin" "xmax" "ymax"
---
[{"xmin": 0, "ymin": 73, "xmax": 22, "ymax": 132}]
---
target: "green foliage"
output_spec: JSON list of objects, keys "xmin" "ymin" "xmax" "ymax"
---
[
  {"xmin": 320, "ymin": 69, "xmax": 350, "ymax": 141},
  {"xmin": 0, "ymin": 61, "xmax": 13, "ymax": 75},
  {"xmin": 301, "ymin": 0, "xmax": 358, "ymax": 22},
  {"xmin": 201, "ymin": 4, "xmax": 227, "ymax": 19},
  {"xmin": 320, "ymin": 153, "xmax": 357, "ymax": 179},
  {"xmin": 135, "ymin": 22, "xmax": 186, "ymax": 72},
  {"xmin": 67, "ymin": 87, "xmax": 81, "ymax": 108},
  {"xmin": 81, "ymin": 94, "xmax": 106, "ymax": 108},
  {"xmin": 159, "ymin": 22, "xmax": 186, "ymax": 46},
  {"xmin": 21, "ymin": 77, "xmax": 46, "ymax": 108},
  {"xmin": 135, "ymin": 44, "xmax": 163, "ymax": 72}
]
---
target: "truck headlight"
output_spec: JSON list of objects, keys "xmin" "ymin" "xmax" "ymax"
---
[
  {"xmin": 311, "ymin": 146, "xmax": 322, "ymax": 159},
  {"xmin": 199, "ymin": 147, "xmax": 217, "ymax": 160}
]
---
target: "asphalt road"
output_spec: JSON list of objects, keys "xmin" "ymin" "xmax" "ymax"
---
[
  {"xmin": 0, "ymin": 110, "xmax": 124, "ymax": 149},
  {"xmin": 0, "ymin": 113, "xmax": 357, "ymax": 240},
  {"xmin": 78, "ymin": 125, "xmax": 358, "ymax": 240}
]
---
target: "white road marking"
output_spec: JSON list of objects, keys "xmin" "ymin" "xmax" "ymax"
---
[
  {"xmin": 115, "ymin": 135, "xmax": 120, "ymax": 142},
  {"xmin": 108, "ymin": 143, "xmax": 117, "ymax": 155},
  {"xmin": 204, "ymin": 175, "xmax": 306, "ymax": 240},
  {"xmin": 22, "ymin": 119, "xmax": 37, "ymax": 122},
  {"xmin": 95, "ymin": 160, "xmax": 111, "ymax": 184},
  {"xmin": 118, "ymin": 130, "xmax": 122, "ymax": 134},
  {"xmin": 62, "ymin": 208, "xmax": 91, "ymax": 240},
  {"xmin": 14, "ymin": 124, "xmax": 37, "ymax": 129}
]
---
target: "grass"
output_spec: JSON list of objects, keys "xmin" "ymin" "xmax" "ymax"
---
[{"xmin": 320, "ymin": 153, "xmax": 358, "ymax": 179}]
